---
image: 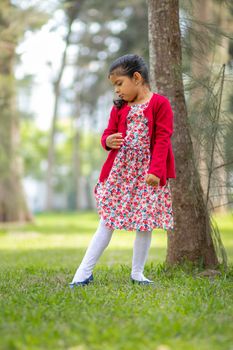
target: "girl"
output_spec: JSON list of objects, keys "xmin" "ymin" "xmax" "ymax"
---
[{"xmin": 69, "ymin": 54, "xmax": 176, "ymax": 287}]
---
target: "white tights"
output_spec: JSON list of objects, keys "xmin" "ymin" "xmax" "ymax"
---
[{"xmin": 71, "ymin": 216, "xmax": 152, "ymax": 283}]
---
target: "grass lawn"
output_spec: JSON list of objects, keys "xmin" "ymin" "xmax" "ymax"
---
[{"xmin": 0, "ymin": 211, "xmax": 233, "ymax": 350}]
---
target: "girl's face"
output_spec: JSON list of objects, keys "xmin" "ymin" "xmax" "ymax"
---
[{"xmin": 109, "ymin": 72, "xmax": 141, "ymax": 102}]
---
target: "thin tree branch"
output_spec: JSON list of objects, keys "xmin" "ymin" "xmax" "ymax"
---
[
  {"xmin": 206, "ymin": 64, "xmax": 226, "ymax": 207},
  {"xmin": 212, "ymin": 201, "xmax": 233, "ymax": 209},
  {"xmin": 212, "ymin": 160, "xmax": 233, "ymax": 172}
]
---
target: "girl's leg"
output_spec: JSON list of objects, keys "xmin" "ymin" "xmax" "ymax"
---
[
  {"xmin": 131, "ymin": 229, "xmax": 152, "ymax": 282},
  {"xmin": 71, "ymin": 216, "xmax": 114, "ymax": 283}
]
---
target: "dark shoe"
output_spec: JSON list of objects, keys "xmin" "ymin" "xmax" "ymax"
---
[
  {"xmin": 130, "ymin": 276, "xmax": 154, "ymax": 285},
  {"xmin": 69, "ymin": 274, "xmax": 94, "ymax": 288}
]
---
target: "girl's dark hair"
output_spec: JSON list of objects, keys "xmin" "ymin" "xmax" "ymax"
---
[{"xmin": 108, "ymin": 54, "xmax": 150, "ymax": 109}]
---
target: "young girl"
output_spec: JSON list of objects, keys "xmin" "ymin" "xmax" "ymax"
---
[{"xmin": 69, "ymin": 54, "xmax": 176, "ymax": 287}]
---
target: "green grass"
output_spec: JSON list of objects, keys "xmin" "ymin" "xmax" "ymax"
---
[{"xmin": 0, "ymin": 211, "xmax": 233, "ymax": 350}]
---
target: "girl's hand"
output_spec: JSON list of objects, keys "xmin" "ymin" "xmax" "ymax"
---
[
  {"xmin": 145, "ymin": 174, "xmax": 160, "ymax": 187},
  {"xmin": 106, "ymin": 133, "xmax": 124, "ymax": 149}
]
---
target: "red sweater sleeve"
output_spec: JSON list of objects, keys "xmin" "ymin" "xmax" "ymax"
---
[
  {"xmin": 101, "ymin": 106, "xmax": 119, "ymax": 151},
  {"xmin": 148, "ymin": 96, "xmax": 174, "ymax": 179}
]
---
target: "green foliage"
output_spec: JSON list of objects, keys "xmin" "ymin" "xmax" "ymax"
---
[
  {"xmin": 0, "ymin": 0, "xmax": 48, "ymax": 52},
  {"xmin": 62, "ymin": 0, "xmax": 149, "ymax": 110},
  {"xmin": 20, "ymin": 121, "xmax": 48, "ymax": 179},
  {"xmin": 225, "ymin": 117, "xmax": 233, "ymax": 173},
  {"xmin": 2, "ymin": 0, "xmax": 232, "ymax": 212},
  {"xmin": 0, "ymin": 212, "xmax": 232, "ymax": 349},
  {"xmin": 20, "ymin": 119, "xmax": 104, "ymax": 193}
]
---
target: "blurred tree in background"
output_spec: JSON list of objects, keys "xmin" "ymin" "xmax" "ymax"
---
[
  {"xmin": 0, "ymin": 0, "xmax": 232, "ymax": 218},
  {"xmin": 39, "ymin": 0, "xmax": 149, "ymax": 210},
  {"xmin": 184, "ymin": 0, "xmax": 233, "ymax": 211},
  {"xmin": 45, "ymin": 0, "xmax": 85, "ymax": 210},
  {"xmin": 0, "ymin": 0, "xmax": 47, "ymax": 221}
]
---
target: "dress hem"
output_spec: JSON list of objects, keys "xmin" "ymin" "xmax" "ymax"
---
[{"xmin": 100, "ymin": 213, "xmax": 174, "ymax": 232}]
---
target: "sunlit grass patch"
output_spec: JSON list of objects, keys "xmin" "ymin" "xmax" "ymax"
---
[{"xmin": 0, "ymin": 211, "xmax": 232, "ymax": 350}]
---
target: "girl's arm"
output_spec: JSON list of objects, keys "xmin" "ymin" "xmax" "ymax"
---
[
  {"xmin": 101, "ymin": 106, "xmax": 119, "ymax": 151},
  {"xmin": 148, "ymin": 96, "xmax": 174, "ymax": 179}
]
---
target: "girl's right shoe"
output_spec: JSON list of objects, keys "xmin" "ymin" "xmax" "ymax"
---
[{"xmin": 69, "ymin": 274, "xmax": 94, "ymax": 288}]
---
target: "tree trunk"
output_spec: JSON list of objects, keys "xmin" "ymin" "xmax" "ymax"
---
[
  {"xmin": 0, "ymin": 4, "xmax": 32, "ymax": 222},
  {"xmin": 45, "ymin": 0, "xmax": 85, "ymax": 211},
  {"xmin": 45, "ymin": 21, "xmax": 73, "ymax": 211},
  {"xmin": 148, "ymin": 0, "xmax": 219, "ymax": 268}
]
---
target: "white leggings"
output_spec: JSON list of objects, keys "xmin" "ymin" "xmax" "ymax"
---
[{"xmin": 71, "ymin": 216, "xmax": 152, "ymax": 283}]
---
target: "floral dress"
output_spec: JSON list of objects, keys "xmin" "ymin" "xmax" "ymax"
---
[{"xmin": 94, "ymin": 101, "xmax": 174, "ymax": 232}]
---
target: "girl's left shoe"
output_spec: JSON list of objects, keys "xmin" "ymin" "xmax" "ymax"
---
[
  {"xmin": 69, "ymin": 274, "xmax": 94, "ymax": 288},
  {"xmin": 130, "ymin": 276, "xmax": 154, "ymax": 285}
]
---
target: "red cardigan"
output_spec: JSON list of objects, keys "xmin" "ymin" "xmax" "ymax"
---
[{"xmin": 98, "ymin": 93, "xmax": 176, "ymax": 186}]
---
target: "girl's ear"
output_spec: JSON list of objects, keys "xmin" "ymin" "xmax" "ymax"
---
[{"xmin": 133, "ymin": 71, "xmax": 143, "ymax": 85}]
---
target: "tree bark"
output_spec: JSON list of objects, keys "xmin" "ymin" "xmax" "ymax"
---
[
  {"xmin": 0, "ymin": 2, "xmax": 32, "ymax": 222},
  {"xmin": 148, "ymin": 0, "xmax": 219, "ymax": 268}
]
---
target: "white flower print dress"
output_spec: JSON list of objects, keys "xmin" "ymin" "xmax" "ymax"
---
[{"xmin": 94, "ymin": 101, "xmax": 174, "ymax": 232}]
